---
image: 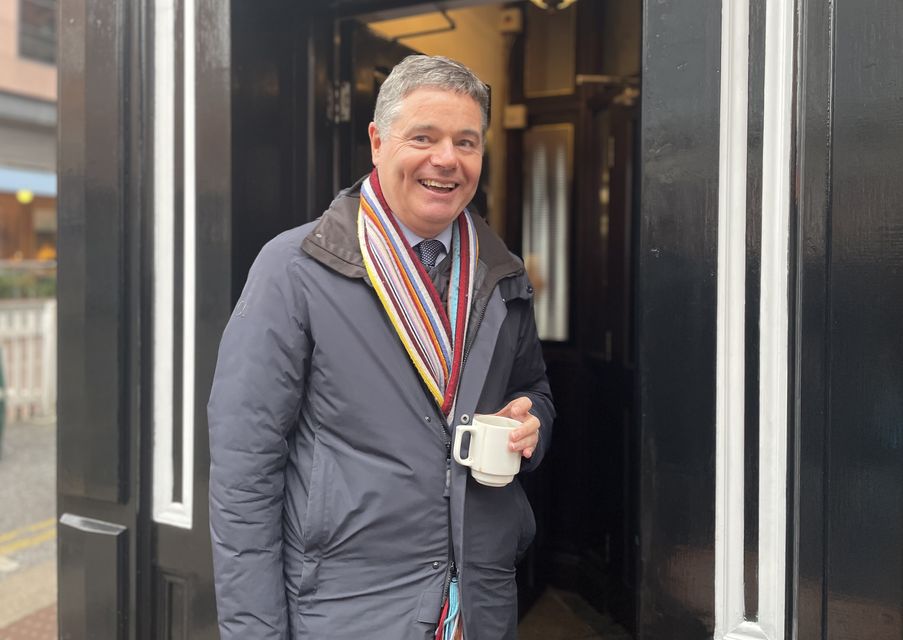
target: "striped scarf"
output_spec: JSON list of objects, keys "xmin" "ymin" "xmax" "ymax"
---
[{"xmin": 357, "ymin": 171, "xmax": 478, "ymax": 424}]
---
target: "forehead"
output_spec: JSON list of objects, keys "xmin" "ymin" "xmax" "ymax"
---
[{"xmin": 395, "ymin": 88, "xmax": 483, "ymax": 132}]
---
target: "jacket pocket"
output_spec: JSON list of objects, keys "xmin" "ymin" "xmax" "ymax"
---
[
  {"xmin": 416, "ymin": 589, "xmax": 444, "ymax": 624},
  {"xmin": 288, "ymin": 593, "xmax": 300, "ymax": 637},
  {"xmin": 296, "ymin": 436, "xmax": 328, "ymax": 607},
  {"xmin": 300, "ymin": 436, "xmax": 328, "ymax": 552},
  {"xmin": 463, "ymin": 476, "xmax": 528, "ymax": 572}
]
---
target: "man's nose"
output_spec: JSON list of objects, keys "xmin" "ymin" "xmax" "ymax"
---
[{"xmin": 430, "ymin": 139, "xmax": 458, "ymax": 169}]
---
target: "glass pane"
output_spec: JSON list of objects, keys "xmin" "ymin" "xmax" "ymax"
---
[
  {"xmin": 524, "ymin": 4, "xmax": 576, "ymax": 97},
  {"xmin": 522, "ymin": 124, "xmax": 573, "ymax": 342}
]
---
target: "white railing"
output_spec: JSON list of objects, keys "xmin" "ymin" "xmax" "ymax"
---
[{"xmin": 0, "ymin": 299, "xmax": 57, "ymax": 423}]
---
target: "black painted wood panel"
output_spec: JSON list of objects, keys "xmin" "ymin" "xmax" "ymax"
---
[
  {"xmin": 638, "ymin": 0, "xmax": 721, "ymax": 636},
  {"xmin": 59, "ymin": 514, "xmax": 128, "ymax": 639},
  {"xmin": 824, "ymin": 1, "xmax": 903, "ymax": 637},
  {"xmin": 793, "ymin": 0, "xmax": 834, "ymax": 636},
  {"xmin": 159, "ymin": 573, "xmax": 189, "ymax": 640},
  {"xmin": 794, "ymin": 1, "xmax": 903, "ymax": 639},
  {"xmin": 58, "ymin": 0, "xmax": 149, "ymax": 637},
  {"xmin": 58, "ymin": 0, "xmax": 127, "ymax": 503}
]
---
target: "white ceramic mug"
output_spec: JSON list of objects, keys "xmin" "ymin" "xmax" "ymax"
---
[{"xmin": 453, "ymin": 414, "xmax": 522, "ymax": 487}]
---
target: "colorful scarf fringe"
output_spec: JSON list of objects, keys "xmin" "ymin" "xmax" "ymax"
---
[
  {"xmin": 435, "ymin": 578, "xmax": 461, "ymax": 640},
  {"xmin": 357, "ymin": 171, "xmax": 478, "ymax": 423}
]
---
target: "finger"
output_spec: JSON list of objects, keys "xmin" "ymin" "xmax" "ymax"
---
[
  {"xmin": 523, "ymin": 447, "xmax": 534, "ymax": 459},
  {"xmin": 509, "ymin": 418, "xmax": 540, "ymax": 442},
  {"xmin": 509, "ymin": 397, "xmax": 533, "ymax": 419},
  {"xmin": 493, "ymin": 399, "xmax": 517, "ymax": 418},
  {"xmin": 495, "ymin": 397, "xmax": 533, "ymax": 420},
  {"xmin": 509, "ymin": 431, "xmax": 539, "ymax": 451}
]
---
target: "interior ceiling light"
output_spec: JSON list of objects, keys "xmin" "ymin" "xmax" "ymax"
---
[{"xmin": 529, "ymin": 0, "xmax": 577, "ymax": 10}]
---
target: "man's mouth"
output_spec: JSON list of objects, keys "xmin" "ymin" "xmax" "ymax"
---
[{"xmin": 418, "ymin": 179, "xmax": 458, "ymax": 193}]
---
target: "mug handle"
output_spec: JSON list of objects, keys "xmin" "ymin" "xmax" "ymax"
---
[{"xmin": 453, "ymin": 425, "xmax": 479, "ymax": 467}]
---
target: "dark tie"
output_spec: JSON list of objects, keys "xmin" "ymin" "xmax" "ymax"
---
[{"xmin": 415, "ymin": 239, "xmax": 444, "ymax": 269}]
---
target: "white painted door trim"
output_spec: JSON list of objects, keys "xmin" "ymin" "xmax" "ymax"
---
[
  {"xmin": 715, "ymin": 0, "xmax": 751, "ymax": 633},
  {"xmin": 715, "ymin": 0, "xmax": 794, "ymax": 638},
  {"xmin": 755, "ymin": 0, "xmax": 794, "ymax": 634},
  {"xmin": 153, "ymin": 0, "xmax": 196, "ymax": 531}
]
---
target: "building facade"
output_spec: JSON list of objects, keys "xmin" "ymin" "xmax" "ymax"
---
[{"xmin": 0, "ymin": 0, "xmax": 58, "ymax": 261}]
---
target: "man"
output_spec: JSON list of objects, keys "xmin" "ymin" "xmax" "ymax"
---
[{"xmin": 208, "ymin": 55, "xmax": 554, "ymax": 640}]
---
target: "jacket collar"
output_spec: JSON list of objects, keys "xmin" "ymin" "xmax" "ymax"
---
[{"xmin": 301, "ymin": 176, "xmax": 523, "ymax": 282}]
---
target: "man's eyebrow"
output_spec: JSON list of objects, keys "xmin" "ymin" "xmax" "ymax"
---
[{"xmin": 405, "ymin": 123, "xmax": 482, "ymax": 139}]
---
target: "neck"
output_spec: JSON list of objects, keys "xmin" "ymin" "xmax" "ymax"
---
[{"xmin": 395, "ymin": 212, "xmax": 453, "ymax": 239}]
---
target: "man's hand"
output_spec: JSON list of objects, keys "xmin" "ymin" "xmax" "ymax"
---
[{"xmin": 494, "ymin": 397, "xmax": 540, "ymax": 459}]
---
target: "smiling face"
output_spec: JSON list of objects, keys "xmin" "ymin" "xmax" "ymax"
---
[{"xmin": 368, "ymin": 88, "xmax": 484, "ymax": 238}]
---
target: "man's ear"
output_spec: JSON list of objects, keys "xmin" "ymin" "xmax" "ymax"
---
[{"xmin": 368, "ymin": 122, "xmax": 381, "ymax": 166}]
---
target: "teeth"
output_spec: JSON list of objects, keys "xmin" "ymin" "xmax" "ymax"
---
[{"xmin": 420, "ymin": 179, "xmax": 456, "ymax": 189}]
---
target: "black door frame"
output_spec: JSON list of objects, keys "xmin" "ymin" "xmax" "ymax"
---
[{"xmin": 60, "ymin": 1, "xmax": 903, "ymax": 639}]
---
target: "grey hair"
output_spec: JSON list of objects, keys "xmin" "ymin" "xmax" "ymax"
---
[{"xmin": 373, "ymin": 55, "xmax": 490, "ymax": 137}]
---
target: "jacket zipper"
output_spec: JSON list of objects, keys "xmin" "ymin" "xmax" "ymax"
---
[
  {"xmin": 461, "ymin": 297, "xmax": 489, "ymax": 370},
  {"xmin": 441, "ymin": 559, "xmax": 458, "ymax": 604},
  {"xmin": 441, "ymin": 267, "xmax": 521, "ymax": 619}
]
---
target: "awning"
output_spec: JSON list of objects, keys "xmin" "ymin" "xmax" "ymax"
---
[{"xmin": 0, "ymin": 166, "xmax": 57, "ymax": 198}]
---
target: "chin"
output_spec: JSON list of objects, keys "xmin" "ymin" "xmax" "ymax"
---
[{"xmin": 424, "ymin": 207, "xmax": 464, "ymax": 226}]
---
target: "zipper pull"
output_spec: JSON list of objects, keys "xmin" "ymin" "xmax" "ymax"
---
[{"xmin": 444, "ymin": 457, "xmax": 451, "ymax": 498}]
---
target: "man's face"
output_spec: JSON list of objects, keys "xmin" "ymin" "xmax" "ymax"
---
[{"xmin": 369, "ymin": 88, "xmax": 483, "ymax": 238}]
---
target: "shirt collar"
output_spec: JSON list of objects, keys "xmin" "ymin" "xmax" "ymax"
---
[{"xmin": 392, "ymin": 214, "xmax": 454, "ymax": 255}]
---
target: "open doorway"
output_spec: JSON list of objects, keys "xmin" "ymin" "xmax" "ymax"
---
[
  {"xmin": 347, "ymin": 2, "xmax": 641, "ymax": 636},
  {"xmin": 229, "ymin": 0, "xmax": 641, "ymax": 636}
]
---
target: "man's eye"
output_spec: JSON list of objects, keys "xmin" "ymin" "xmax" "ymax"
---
[
  {"xmin": 458, "ymin": 139, "xmax": 478, "ymax": 148},
  {"xmin": 413, "ymin": 135, "xmax": 430, "ymax": 143}
]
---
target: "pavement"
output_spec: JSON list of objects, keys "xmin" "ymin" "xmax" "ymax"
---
[{"xmin": 0, "ymin": 420, "xmax": 57, "ymax": 639}]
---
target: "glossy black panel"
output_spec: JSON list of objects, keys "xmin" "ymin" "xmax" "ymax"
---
[
  {"xmin": 59, "ymin": 514, "xmax": 128, "ymax": 639},
  {"xmin": 825, "ymin": 1, "xmax": 903, "ymax": 636},
  {"xmin": 638, "ymin": 0, "xmax": 721, "ymax": 636},
  {"xmin": 58, "ymin": 0, "xmax": 126, "ymax": 502},
  {"xmin": 159, "ymin": 573, "xmax": 189, "ymax": 640},
  {"xmin": 58, "ymin": 0, "xmax": 148, "ymax": 637},
  {"xmin": 792, "ymin": 0, "xmax": 834, "ymax": 636}
]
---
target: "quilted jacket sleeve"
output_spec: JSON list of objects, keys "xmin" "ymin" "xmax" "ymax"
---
[{"xmin": 207, "ymin": 237, "xmax": 310, "ymax": 639}]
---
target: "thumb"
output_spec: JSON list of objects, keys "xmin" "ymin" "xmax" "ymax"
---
[{"xmin": 497, "ymin": 397, "xmax": 532, "ymax": 420}]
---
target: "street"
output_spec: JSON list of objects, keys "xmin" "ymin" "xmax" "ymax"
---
[{"xmin": 0, "ymin": 420, "xmax": 57, "ymax": 639}]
